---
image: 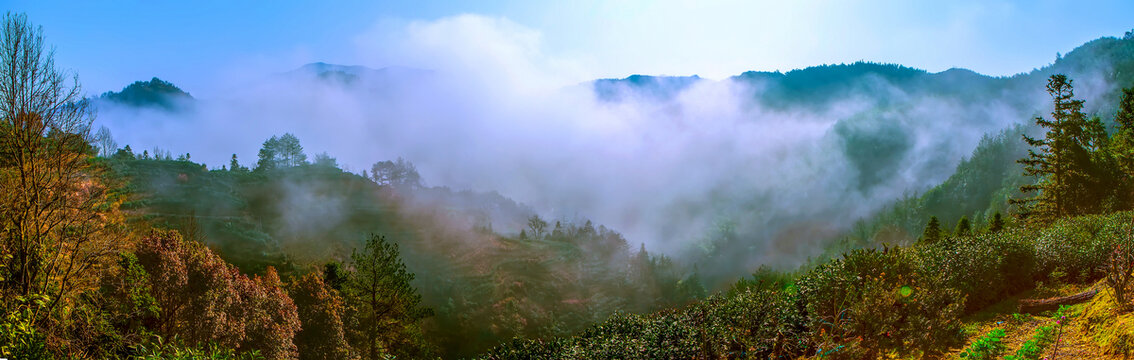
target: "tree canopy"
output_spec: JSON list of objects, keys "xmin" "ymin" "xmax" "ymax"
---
[{"xmin": 256, "ymin": 133, "xmax": 308, "ymax": 171}]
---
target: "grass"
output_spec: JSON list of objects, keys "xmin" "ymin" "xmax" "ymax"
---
[
  {"xmin": 958, "ymin": 328, "xmax": 1006, "ymax": 359},
  {"xmin": 1082, "ymin": 282, "xmax": 1134, "ymax": 356},
  {"xmin": 949, "ymin": 282, "xmax": 1107, "ymax": 359}
]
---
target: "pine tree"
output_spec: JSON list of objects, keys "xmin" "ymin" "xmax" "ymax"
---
[
  {"xmin": 370, "ymin": 157, "xmax": 422, "ymax": 188},
  {"xmin": 256, "ymin": 135, "xmax": 279, "ymax": 171},
  {"xmin": 1012, "ymin": 74, "xmax": 1106, "ymax": 224},
  {"xmin": 343, "ymin": 234, "xmax": 431, "ymax": 359},
  {"xmin": 988, "ymin": 212, "xmax": 1005, "ymax": 233},
  {"xmin": 229, "ymin": 153, "xmax": 247, "ymax": 172},
  {"xmin": 954, "ymin": 216, "xmax": 971, "ymax": 237},
  {"xmin": 1110, "ymin": 88, "xmax": 1134, "ymax": 205},
  {"xmin": 255, "ymin": 133, "xmax": 308, "ymax": 171},
  {"xmin": 920, "ymin": 216, "xmax": 942, "ymax": 244},
  {"xmin": 277, "ymin": 133, "xmax": 307, "ymax": 167}
]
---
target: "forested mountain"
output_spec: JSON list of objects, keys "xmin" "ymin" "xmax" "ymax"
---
[
  {"xmin": 10, "ymin": 9, "xmax": 1134, "ymax": 358},
  {"xmin": 283, "ymin": 62, "xmax": 434, "ymax": 90},
  {"xmin": 96, "ymin": 30, "xmax": 1134, "ymax": 294},
  {"xmin": 598, "ymin": 34, "xmax": 1134, "ymax": 115},
  {"xmin": 588, "ymin": 32, "xmax": 1134, "ymax": 288},
  {"xmin": 93, "ymin": 31, "xmax": 1134, "ymax": 291},
  {"xmin": 103, "ymin": 146, "xmax": 704, "ymax": 358},
  {"xmin": 99, "ymin": 77, "xmax": 194, "ymax": 110}
]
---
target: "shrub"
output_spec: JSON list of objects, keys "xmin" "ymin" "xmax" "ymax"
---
[
  {"xmin": 480, "ymin": 211, "xmax": 1134, "ymax": 359},
  {"xmin": 1004, "ymin": 324, "xmax": 1055, "ymax": 360},
  {"xmin": 958, "ymin": 328, "xmax": 1006, "ymax": 359},
  {"xmin": 133, "ymin": 334, "xmax": 264, "ymax": 360},
  {"xmin": 1034, "ymin": 213, "xmax": 1127, "ymax": 282},
  {"xmin": 0, "ymin": 296, "xmax": 51, "ymax": 359},
  {"xmin": 701, "ymin": 287, "xmax": 809, "ymax": 357},
  {"xmin": 919, "ymin": 229, "xmax": 1036, "ymax": 312},
  {"xmin": 797, "ymin": 247, "xmax": 964, "ymax": 358},
  {"xmin": 1105, "ymin": 222, "xmax": 1134, "ymax": 311}
]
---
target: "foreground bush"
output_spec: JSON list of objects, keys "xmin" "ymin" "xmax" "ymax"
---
[
  {"xmin": 958, "ymin": 328, "xmax": 1006, "ymax": 359},
  {"xmin": 798, "ymin": 246, "xmax": 964, "ymax": 358}
]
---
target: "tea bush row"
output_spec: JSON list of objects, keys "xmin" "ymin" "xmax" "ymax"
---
[{"xmin": 480, "ymin": 212, "xmax": 1132, "ymax": 359}]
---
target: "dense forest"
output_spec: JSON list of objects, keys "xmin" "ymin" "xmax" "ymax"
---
[{"xmin": 7, "ymin": 9, "xmax": 1134, "ymax": 359}]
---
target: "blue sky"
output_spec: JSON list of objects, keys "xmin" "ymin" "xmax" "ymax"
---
[{"xmin": 7, "ymin": 0, "xmax": 1134, "ymax": 95}]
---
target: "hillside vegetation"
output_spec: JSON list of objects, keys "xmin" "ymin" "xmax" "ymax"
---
[
  {"xmin": 482, "ymin": 212, "xmax": 1132, "ymax": 359},
  {"xmin": 7, "ymin": 10, "xmax": 1134, "ymax": 360}
]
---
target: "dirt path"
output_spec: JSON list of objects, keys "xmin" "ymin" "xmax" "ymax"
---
[
  {"xmin": 1045, "ymin": 321, "xmax": 1108, "ymax": 360},
  {"xmin": 943, "ymin": 283, "xmax": 1112, "ymax": 359}
]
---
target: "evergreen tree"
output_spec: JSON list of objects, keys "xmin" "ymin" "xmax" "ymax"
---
[
  {"xmin": 920, "ymin": 216, "xmax": 942, "ymax": 243},
  {"xmin": 1110, "ymin": 87, "xmax": 1134, "ymax": 205},
  {"xmin": 1012, "ymin": 75, "xmax": 1109, "ymax": 224},
  {"xmin": 314, "ymin": 151, "xmax": 338, "ymax": 168},
  {"xmin": 343, "ymin": 234, "xmax": 431, "ymax": 359},
  {"xmin": 256, "ymin": 135, "xmax": 279, "ymax": 171},
  {"xmin": 113, "ymin": 145, "xmax": 136, "ymax": 160},
  {"xmin": 552, "ymin": 221, "xmax": 564, "ymax": 240},
  {"xmin": 277, "ymin": 133, "xmax": 307, "ymax": 167},
  {"xmin": 988, "ymin": 212, "xmax": 1005, "ymax": 233},
  {"xmin": 370, "ymin": 157, "xmax": 422, "ymax": 188},
  {"xmin": 954, "ymin": 216, "xmax": 971, "ymax": 237},
  {"xmin": 229, "ymin": 153, "xmax": 247, "ymax": 172},
  {"xmin": 323, "ymin": 261, "xmax": 347, "ymax": 292},
  {"xmin": 255, "ymin": 133, "xmax": 308, "ymax": 171}
]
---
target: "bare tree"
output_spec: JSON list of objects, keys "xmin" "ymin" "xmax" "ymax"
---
[
  {"xmin": 527, "ymin": 215, "xmax": 548, "ymax": 240},
  {"xmin": 0, "ymin": 12, "xmax": 122, "ymax": 322},
  {"xmin": 94, "ymin": 125, "xmax": 116, "ymax": 157}
]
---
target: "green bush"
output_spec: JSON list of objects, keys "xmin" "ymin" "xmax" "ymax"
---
[
  {"xmin": 918, "ymin": 228, "xmax": 1037, "ymax": 312},
  {"xmin": 1004, "ymin": 324, "xmax": 1055, "ymax": 360},
  {"xmin": 0, "ymin": 296, "xmax": 51, "ymax": 359},
  {"xmin": 482, "ymin": 288, "xmax": 810, "ymax": 359},
  {"xmin": 132, "ymin": 335, "xmax": 263, "ymax": 360},
  {"xmin": 958, "ymin": 328, "xmax": 1006, "ymax": 359},
  {"xmin": 1034, "ymin": 213, "xmax": 1128, "ymax": 282},
  {"xmin": 797, "ymin": 246, "xmax": 964, "ymax": 357},
  {"xmin": 481, "ymin": 211, "xmax": 1134, "ymax": 359}
]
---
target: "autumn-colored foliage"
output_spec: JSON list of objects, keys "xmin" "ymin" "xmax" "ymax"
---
[
  {"xmin": 134, "ymin": 230, "xmax": 299, "ymax": 358},
  {"xmin": 0, "ymin": 12, "xmax": 126, "ymax": 324},
  {"xmin": 289, "ymin": 272, "xmax": 352, "ymax": 360}
]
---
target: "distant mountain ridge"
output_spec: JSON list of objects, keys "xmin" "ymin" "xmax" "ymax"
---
[
  {"xmin": 594, "ymin": 33, "xmax": 1134, "ymax": 114},
  {"xmin": 107, "ymin": 31, "xmax": 1134, "ymax": 114},
  {"xmin": 284, "ymin": 62, "xmax": 433, "ymax": 86}
]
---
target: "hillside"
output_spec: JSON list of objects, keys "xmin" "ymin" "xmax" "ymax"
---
[
  {"xmin": 92, "ymin": 36, "xmax": 1134, "ymax": 287},
  {"xmin": 99, "ymin": 77, "xmax": 194, "ymax": 110},
  {"xmin": 106, "ymin": 150, "xmax": 704, "ymax": 358},
  {"xmin": 596, "ymin": 33, "xmax": 1134, "ymax": 116},
  {"xmin": 480, "ymin": 212, "xmax": 1134, "ymax": 359},
  {"xmin": 9, "ymin": 8, "xmax": 1134, "ymax": 358}
]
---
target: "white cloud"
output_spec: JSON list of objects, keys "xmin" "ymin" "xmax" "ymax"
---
[{"xmin": 94, "ymin": 12, "xmax": 1116, "ymax": 271}]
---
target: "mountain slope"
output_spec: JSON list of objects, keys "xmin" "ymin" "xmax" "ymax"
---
[{"xmin": 99, "ymin": 77, "xmax": 193, "ymax": 110}]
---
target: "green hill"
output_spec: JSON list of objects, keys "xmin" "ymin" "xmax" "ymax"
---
[{"xmin": 99, "ymin": 77, "xmax": 193, "ymax": 110}]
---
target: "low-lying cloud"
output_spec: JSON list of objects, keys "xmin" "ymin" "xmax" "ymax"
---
[{"xmin": 94, "ymin": 14, "xmax": 1119, "ymax": 270}]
